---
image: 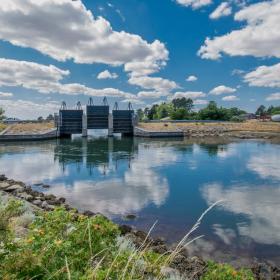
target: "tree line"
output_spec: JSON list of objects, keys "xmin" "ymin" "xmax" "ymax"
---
[
  {"xmin": 137, "ymin": 98, "xmax": 280, "ymax": 121},
  {"xmin": 137, "ymin": 98, "xmax": 247, "ymax": 121}
]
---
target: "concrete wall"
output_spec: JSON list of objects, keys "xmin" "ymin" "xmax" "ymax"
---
[
  {"xmin": 0, "ymin": 129, "xmax": 58, "ymax": 142},
  {"xmin": 134, "ymin": 126, "xmax": 184, "ymax": 138}
]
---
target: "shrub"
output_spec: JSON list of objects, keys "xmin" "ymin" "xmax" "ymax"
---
[{"xmin": 202, "ymin": 261, "xmax": 254, "ymax": 280}]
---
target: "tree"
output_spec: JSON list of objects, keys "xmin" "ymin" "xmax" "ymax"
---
[
  {"xmin": 256, "ymin": 105, "xmax": 266, "ymax": 116},
  {"xmin": 0, "ymin": 107, "xmax": 5, "ymax": 121},
  {"xmin": 46, "ymin": 114, "xmax": 54, "ymax": 121},
  {"xmin": 136, "ymin": 109, "xmax": 144, "ymax": 121},
  {"xmin": 147, "ymin": 105, "xmax": 158, "ymax": 120},
  {"xmin": 37, "ymin": 116, "xmax": 44, "ymax": 122},
  {"xmin": 172, "ymin": 97, "xmax": 193, "ymax": 112}
]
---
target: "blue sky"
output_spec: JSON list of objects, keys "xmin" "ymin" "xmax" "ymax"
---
[{"xmin": 0, "ymin": 0, "xmax": 279, "ymax": 119}]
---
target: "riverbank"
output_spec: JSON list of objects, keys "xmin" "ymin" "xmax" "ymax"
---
[
  {"xmin": 0, "ymin": 122, "xmax": 58, "ymax": 141},
  {"xmin": 0, "ymin": 175, "xmax": 279, "ymax": 279},
  {"xmin": 137, "ymin": 120, "xmax": 280, "ymax": 139}
]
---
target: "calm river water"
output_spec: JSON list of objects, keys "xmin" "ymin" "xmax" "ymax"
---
[{"xmin": 0, "ymin": 136, "xmax": 279, "ymax": 265}]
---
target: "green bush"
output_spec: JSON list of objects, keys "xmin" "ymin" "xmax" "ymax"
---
[
  {"xmin": 202, "ymin": 261, "xmax": 254, "ymax": 280},
  {"xmin": 0, "ymin": 207, "xmax": 167, "ymax": 280}
]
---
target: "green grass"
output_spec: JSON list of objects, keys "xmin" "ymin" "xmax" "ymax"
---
[
  {"xmin": 202, "ymin": 261, "xmax": 255, "ymax": 280},
  {"xmin": 0, "ymin": 196, "xmax": 255, "ymax": 280}
]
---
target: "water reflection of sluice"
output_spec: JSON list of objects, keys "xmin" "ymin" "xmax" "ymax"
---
[{"xmin": 54, "ymin": 137, "xmax": 137, "ymax": 174}]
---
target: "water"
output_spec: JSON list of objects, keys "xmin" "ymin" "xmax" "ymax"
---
[{"xmin": 0, "ymin": 136, "xmax": 279, "ymax": 265}]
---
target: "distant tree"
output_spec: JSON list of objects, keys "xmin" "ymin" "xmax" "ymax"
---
[
  {"xmin": 172, "ymin": 97, "xmax": 193, "ymax": 112},
  {"xmin": 37, "ymin": 116, "xmax": 44, "ymax": 122},
  {"xmin": 0, "ymin": 107, "xmax": 5, "ymax": 121},
  {"xmin": 136, "ymin": 109, "xmax": 144, "ymax": 121},
  {"xmin": 170, "ymin": 108, "xmax": 188, "ymax": 120},
  {"xmin": 148, "ymin": 104, "xmax": 158, "ymax": 120},
  {"xmin": 46, "ymin": 114, "xmax": 54, "ymax": 121},
  {"xmin": 255, "ymin": 105, "xmax": 266, "ymax": 116},
  {"xmin": 267, "ymin": 106, "xmax": 280, "ymax": 115}
]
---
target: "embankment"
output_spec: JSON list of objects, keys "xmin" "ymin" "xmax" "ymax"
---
[{"xmin": 0, "ymin": 174, "xmax": 279, "ymax": 279}]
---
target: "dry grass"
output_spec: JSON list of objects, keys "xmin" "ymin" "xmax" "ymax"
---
[
  {"xmin": 0, "ymin": 123, "xmax": 7, "ymax": 132},
  {"xmin": 138, "ymin": 120, "xmax": 280, "ymax": 133},
  {"xmin": 4, "ymin": 122, "xmax": 55, "ymax": 135}
]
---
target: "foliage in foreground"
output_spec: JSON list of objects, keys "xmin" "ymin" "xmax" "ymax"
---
[
  {"xmin": 0, "ymin": 197, "xmax": 255, "ymax": 280},
  {"xmin": 0, "ymin": 199, "xmax": 166, "ymax": 280},
  {"xmin": 202, "ymin": 262, "xmax": 254, "ymax": 280}
]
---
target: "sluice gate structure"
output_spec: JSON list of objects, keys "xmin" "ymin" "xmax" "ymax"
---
[{"xmin": 58, "ymin": 98, "xmax": 135, "ymax": 137}]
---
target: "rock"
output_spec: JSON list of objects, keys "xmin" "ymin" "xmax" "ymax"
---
[
  {"xmin": 135, "ymin": 230, "xmax": 147, "ymax": 240},
  {"xmin": 58, "ymin": 197, "xmax": 66, "ymax": 203},
  {"xmin": 18, "ymin": 192, "xmax": 33, "ymax": 201},
  {"xmin": 0, "ymin": 181, "xmax": 10, "ymax": 190},
  {"xmin": 41, "ymin": 201, "xmax": 48, "ymax": 208},
  {"xmin": 119, "ymin": 224, "xmax": 133, "ymax": 235},
  {"xmin": 33, "ymin": 183, "xmax": 43, "ymax": 186},
  {"xmin": 41, "ymin": 201, "xmax": 55, "ymax": 211},
  {"xmin": 251, "ymin": 262, "xmax": 280, "ymax": 280},
  {"xmin": 5, "ymin": 184, "xmax": 24, "ymax": 193},
  {"xmin": 32, "ymin": 200, "xmax": 42, "ymax": 207},
  {"xmin": 160, "ymin": 267, "xmax": 179, "ymax": 278},
  {"xmin": 47, "ymin": 199, "xmax": 61, "ymax": 206},
  {"xmin": 83, "ymin": 210, "xmax": 95, "ymax": 217},
  {"xmin": 44, "ymin": 194, "xmax": 56, "ymax": 201},
  {"xmin": 124, "ymin": 214, "xmax": 137, "ymax": 220},
  {"xmin": 0, "ymin": 174, "xmax": 7, "ymax": 181},
  {"xmin": 152, "ymin": 237, "xmax": 166, "ymax": 246},
  {"xmin": 151, "ymin": 244, "xmax": 168, "ymax": 254}
]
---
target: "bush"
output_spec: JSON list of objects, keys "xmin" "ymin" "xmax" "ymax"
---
[
  {"xmin": 0, "ymin": 207, "xmax": 168, "ymax": 280},
  {"xmin": 202, "ymin": 261, "xmax": 254, "ymax": 280}
]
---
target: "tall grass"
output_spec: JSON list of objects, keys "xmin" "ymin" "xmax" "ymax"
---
[{"xmin": 0, "ymin": 195, "xmax": 254, "ymax": 280}]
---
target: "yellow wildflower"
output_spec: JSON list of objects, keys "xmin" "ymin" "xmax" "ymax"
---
[{"xmin": 54, "ymin": 240, "xmax": 63, "ymax": 246}]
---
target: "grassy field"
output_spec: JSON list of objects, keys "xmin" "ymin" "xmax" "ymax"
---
[
  {"xmin": 3, "ymin": 122, "xmax": 54, "ymax": 135},
  {"xmin": 0, "ymin": 194, "xmax": 255, "ymax": 280},
  {"xmin": 138, "ymin": 120, "xmax": 280, "ymax": 133},
  {"xmin": 0, "ymin": 122, "xmax": 7, "ymax": 132}
]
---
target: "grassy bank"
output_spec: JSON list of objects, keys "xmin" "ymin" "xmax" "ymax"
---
[
  {"xmin": 3, "ymin": 122, "xmax": 54, "ymax": 135},
  {"xmin": 0, "ymin": 195, "xmax": 255, "ymax": 280},
  {"xmin": 0, "ymin": 122, "xmax": 6, "ymax": 132},
  {"xmin": 138, "ymin": 120, "xmax": 280, "ymax": 134}
]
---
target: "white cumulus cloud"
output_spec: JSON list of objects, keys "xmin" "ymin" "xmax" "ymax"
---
[
  {"xmin": 97, "ymin": 70, "xmax": 118, "ymax": 79},
  {"xmin": 176, "ymin": 0, "xmax": 212, "ymax": 9},
  {"xmin": 0, "ymin": 0, "xmax": 168, "ymax": 77},
  {"xmin": 128, "ymin": 76, "xmax": 178, "ymax": 92},
  {"xmin": 173, "ymin": 91, "xmax": 206, "ymax": 99},
  {"xmin": 0, "ymin": 92, "xmax": 13, "ymax": 98},
  {"xmin": 266, "ymin": 93, "xmax": 280, "ymax": 101},
  {"xmin": 0, "ymin": 58, "xmax": 135, "ymax": 99},
  {"xmin": 244, "ymin": 63, "xmax": 280, "ymax": 88},
  {"xmin": 210, "ymin": 2, "xmax": 232, "ymax": 19},
  {"xmin": 199, "ymin": 0, "xmax": 280, "ymax": 59},
  {"xmin": 186, "ymin": 75, "xmax": 198, "ymax": 82},
  {"xmin": 222, "ymin": 95, "xmax": 239, "ymax": 101},
  {"xmin": 209, "ymin": 85, "xmax": 236, "ymax": 95}
]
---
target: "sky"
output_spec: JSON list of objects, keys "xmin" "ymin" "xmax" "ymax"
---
[{"xmin": 0, "ymin": 0, "xmax": 280, "ymax": 119}]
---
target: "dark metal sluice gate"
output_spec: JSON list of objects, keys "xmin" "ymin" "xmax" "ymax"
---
[
  {"xmin": 112, "ymin": 110, "xmax": 134, "ymax": 134},
  {"xmin": 59, "ymin": 110, "xmax": 83, "ymax": 135},
  {"xmin": 87, "ymin": 98, "xmax": 109, "ymax": 129},
  {"xmin": 58, "ymin": 99, "xmax": 135, "ymax": 136}
]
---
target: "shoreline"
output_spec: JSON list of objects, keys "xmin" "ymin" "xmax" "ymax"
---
[{"xmin": 0, "ymin": 174, "xmax": 279, "ymax": 279}]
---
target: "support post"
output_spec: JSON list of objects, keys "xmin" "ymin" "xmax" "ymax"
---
[
  {"xmin": 108, "ymin": 113, "xmax": 113, "ymax": 137},
  {"xmin": 82, "ymin": 113, "xmax": 88, "ymax": 137}
]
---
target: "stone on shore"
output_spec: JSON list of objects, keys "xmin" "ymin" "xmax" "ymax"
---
[
  {"xmin": 32, "ymin": 199, "xmax": 42, "ymax": 207},
  {"xmin": 0, "ymin": 181, "xmax": 10, "ymax": 190},
  {"xmin": 0, "ymin": 174, "xmax": 7, "ymax": 181},
  {"xmin": 5, "ymin": 184, "xmax": 24, "ymax": 193}
]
